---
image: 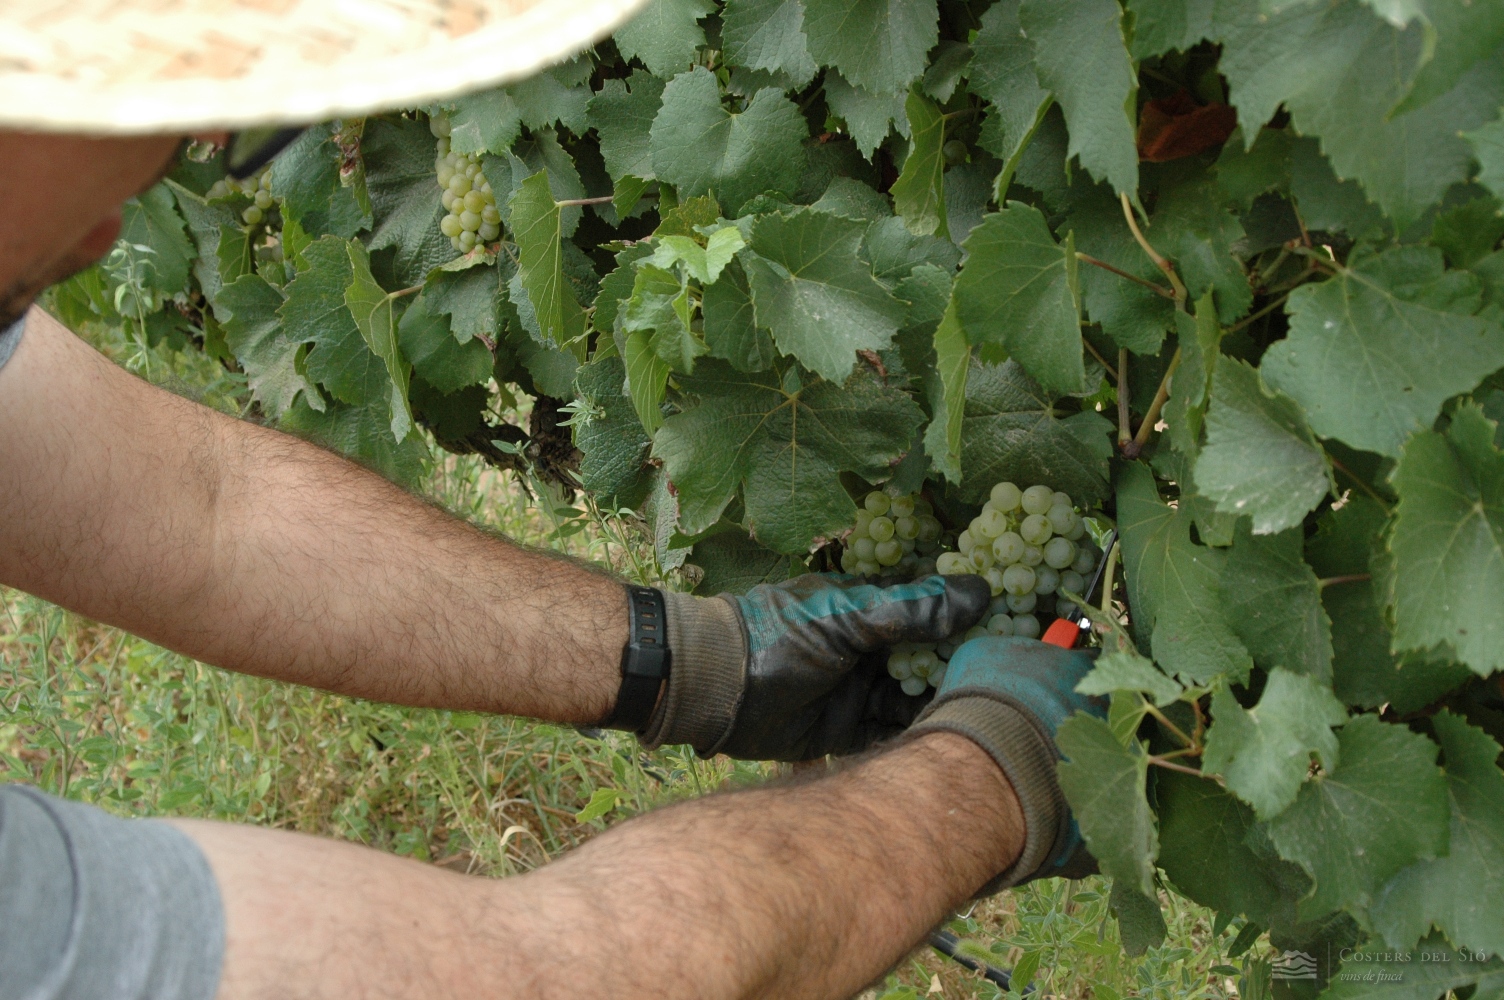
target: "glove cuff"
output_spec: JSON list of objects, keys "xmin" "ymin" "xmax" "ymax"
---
[
  {"xmin": 908, "ymin": 692, "xmax": 1066, "ymax": 895},
  {"xmin": 639, "ymin": 591, "xmax": 747, "ymax": 756}
]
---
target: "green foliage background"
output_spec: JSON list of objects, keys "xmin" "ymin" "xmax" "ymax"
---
[{"xmin": 49, "ymin": 0, "xmax": 1504, "ymax": 992}]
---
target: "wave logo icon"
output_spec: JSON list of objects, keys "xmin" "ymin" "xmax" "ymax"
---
[{"xmin": 1272, "ymin": 951, "xmax": 1319, "ymax": 980}]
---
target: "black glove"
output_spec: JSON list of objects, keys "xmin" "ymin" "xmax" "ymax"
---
[{"xmin": 638, "ymin": 573, "xmax": 990, "ymax": 761}]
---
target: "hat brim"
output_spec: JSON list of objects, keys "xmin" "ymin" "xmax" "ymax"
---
[{"xmin": 0, "ymin": 0, "xmax": 647, "ymax": 135}]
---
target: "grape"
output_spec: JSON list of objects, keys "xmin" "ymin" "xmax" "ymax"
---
[
  {"xmin": 936, "ymin": 552, "xmax": 971, "ymax": 575},
  {"xmin": 928, "ymin": 665, "xmax": 947, "ymax": 688},
  {"xmin": 1002, "ymin": 563, "xmax": 1036, "ymax": 596},
  {"xmin": 887, "ymin": 650, "xmax": 913, "ymax": 680},
  {"xmin": 478, "ymin": 221, "xmax": 502, "ymax": 242},
  {"xmin": 481, "ymin": 204, "xmax": 502, "ymax": 226},
  {"xmin": 1059, "ymin": 569, "xmax": 1085, "ymax": 597},
  {"xmin": 253, "ymin": 189, "xmax": 274, "ymax": 210},
  {"xmin": 851, "ymin": 536, "xmax": 876, "ymax": 561},
  {"xmin": 916, "ymin": 515, "xmax": 943, "ymax": 543},
  {"xmin": 459, "ymin": 230, "xmax": 478, "ymax": 251},
  {"xmin": 460, "ymin": 209, "xmax": 483, "ymax": 231},
  {"xmin": 957, "ymin": 530, "xmax": 976, "ymax": 556},
  {"xmin": 900, "ymin": 676, "xmax": 928, "ymax": 696},
  {"xmin": 899, "ymin": 536, "xmax": 916, "ymax": 554},
  {"xmin": 913, "ymin": 497, "xmax": 934, "ymax": 517},
  {"xmin": 242, "ymin": 205, "xmax": 263, "ymax": 225},
  {"xmin": 875, "ymin": 539, "xmax": 903, "ymax": 566},
  {"xmin": 1020, "ymin": 513, "xmax": 1053, "ymax": 545},
  {"xmin": 864, "ymin": 491, "xmax": 891, "ymax": 515},
  {"xmin": 914, "ymin": 556, "xmax": 938, "ymax": 577},
  {"xmin": 1021, "ymin": 484, "xmax": 1055, "ymax": 515},
  {"xmin": 987, "ymin": 613, "xmax": 1014, "ymax": 635},
  {"xmin": 1047, "ymin": 502, "xmax": 1079, "ymax": 537},
  {"xmin": 992, "ymin": 531, "xmax": 1026, "ymax": 565},
  {"xmin": 890, "ymin": 495, "xmax": 916, "ymax": 518},
  {"xmin": 990, "ymin": 481, "xmax": 1023, "ymax": 511},
  {"xmin": 976, "ymin": 506, "xmax": 1011, "ymax": 539},
  {"xmin": 429, "ymin": 114, "xmax": 452, "ymax": 138},
  {"xmin": 856, "ymin": 559, "xmax": 881, "ymax": 576},
  {"xmin": 1044, "ymin": 536, "xmax": 1077, "ymax": 570},
  {"xmin": 463, "ymin": 189, "xmax": 487, "ymax": 213},
  {"xmin": 964, "ymin": 625, "xmax": 990, "ymax": 642},
  {"xmin": 868, "ymin": 516, "xmax": 895, "ymax": 542},
  {"xmin": 912, "ymin": 648, "xmax": 939, "ymax": 676},
  {"xmin": 988, "ymin": 596, "xmax": 1012, "ymax": 618},
  {"xmin": 894, "ymin": 515, "xmax": 919, "ymax": 540},
  {"xmin": 449, "ymin": 172, "xmax": 472, "ymax": 196},
  {"xmin": 1034, "ymin": 566, "xmax": 1060, "ymax": 595},
  {"xmin": 853, "ymin": 510, "xmax": 874, "ymax": 535},
  {"xmin": 440, "ymin": 214, "xmax": 464, "ymax": 238},
  {"xmin": 969, "ymin": 545, "xmax": 996, "ymax": 572},
  {"xmin": 1064, "ymin": 518, "xmax": 1086, "ymax": 541},
  {"xmin": 1006, "ymin": 591, "xmax": 1037, "ymax": 613},
  {"xmin": 1053, "ymin": 491, "xmax": 1072, "ymax": 509},
  {"xmin": 1071, "ymin": 546, "xmax": 1098, "ymax": 575},
  {"xmin": 840, "ymin": 549, "xmax": 859, "ymax": 574},
  {"xmin": 1021, "ymin": 544, "xmax": 1044, "ymax": 567},
  {"xmin": 983, "ymin": 565, "xmax": 1006, "ymax": 596},
  {"xmin": 1013, "ymin": 613, "xmax": 1042, "ymax": 639},
  {"xmin": 943, "ymin": 139, "xmax": 969, "ymax": 165}
]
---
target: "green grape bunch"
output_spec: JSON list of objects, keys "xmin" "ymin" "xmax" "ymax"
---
[
  {"xmin": 205, "ymin": 165, "xmax": 279, "ymax": 227},
  {"xmin": 429, "ymin": 115, "xmax": 501, "ymax": 254},
  {"xmin": 885, "ymin": 593, "xmax": 1030, "ymax": 693},
  {"xmin": 838, "ymin": 490, "xmax": 945, "ymax": 578}
]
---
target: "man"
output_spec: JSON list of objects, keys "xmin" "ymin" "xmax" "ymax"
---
[{"xmin": 0, "ymin": 2, "xmax": 1101, "ymax": 997}]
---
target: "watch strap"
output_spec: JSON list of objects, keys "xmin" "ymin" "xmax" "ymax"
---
[{"xmin": 602, "ymin": 586, "xmax": 671, "ymax": 732}]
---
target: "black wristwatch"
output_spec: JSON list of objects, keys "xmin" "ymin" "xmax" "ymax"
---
[{"xmin": 601, "ymin": 586, "xmax": 671, "ymax": 732}]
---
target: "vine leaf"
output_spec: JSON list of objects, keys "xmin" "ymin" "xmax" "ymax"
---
[
  {"xmin": 447, "ymin": 87, "xmax": 524, "ymax": 157},
  {"xmin": 509, "ymin": 171, "xmax": 586, "ymax": 352},
  {"xmin": 652, "ymin": 361, "xmax": 921, "ymax": 553},
  {"xmin": 423, "ymin": 264, "xmax": 503, "ymax": 344},
  {"xmin": 1260, "ymin": 247, "xmax": 1504, "ymax": 458},
  {"xmin": 1468, "ymin": 116, "xmax": 1504, "ymax": 201},
  {"xmin": 650, "ymin": 66, "xmax": 809, "ymax": 214},
  {"xmin": 614, "ymin": 0, "xmax": 716, "ymax": 78},
  {"xmin": 1164, "ymin": 293, "xmax": 1222, "ymax": 454},
  {"xmin": 823, "ymin": 71, "xmax": 908, "ymax": 159},
  {"xmin": 1076, "ymin": 640, "xmax": 1183, "ymax": 707},
  {"xmin": 622, "ymin": 327, "xmax": 671, "ymax": 435},
  {"xmin": 702, "ymin": 257, "xmax": 778, "ymax": 372},
  {"xmin": 890, "ymin": 89, "xmax": 948, "ymax": 239},
  {"xmin": 1195, "ymin": 358, "xmax": 1332, "ymax": 535},
  {"xmin": 1387, "ymin": 401, "xmax": 1504, "ymax": 675},
  {"xmin": 1116, "ymin": 462, "xmax": 1252, "ymax": 686},
  {"xmin": 120, "ymin": 184, "xmax": 193, "ymax": 293},
  {"xmin": 344, "ymin": 241, "xmax": 414, "ymax": 442},
  {"xmin": 1147, "ymin": 166, "xmax": 1251, "ymax": 324},
  {"xmin": 742, "ymin": 208, "xmax": 906, "ymax": 382},
  {"xmin": 1267, "ymin": 714, "xmax": 1449, "ymax": 921},
  {"xmin": 281, "ymin": 236, "xmax": 390, "ymax": 408},
  {"xmin": 721, "ymin": 0, "xmax": 819, "ymax": 87},
  {"xmin": 1018, "ymin": 0, "xmax": 1139, "ymax": 198},
  {"xmin": 687, "ymin": 529, "xmax": 805, "ymax": 594},
  {"xmin": 1394, "ymin": 1, "xmax": 1504, "ymax": 117},
  {"xmin": 956, "ymin": 359, "xmax": 1111, "ymax": 507},
  {"xmin": 216, "ymin": 274, "xmax": 320, "ymax": 418},
  {"xmin": 1109, "ymin": 879, "xmax": 1167, "ymax": 958},
  {"xmin": 970, "ymin": 0, "xmax": 1053, "ymax": 194},
  {"xmin": 362, "ymin": 117, "xmax": 453, "ymax": 289},
  {"xmin": 1202, "ymin": 669, "xmax": 1346, "ymax": 820},
  {"xmin": 1065, "ymin": 186, "xmax": 1174, "ymax": 356},
  {"xmin": 1222, "ymin": 524, "xmax": 1334, "ymax": 683},
  {"xmin": 396, "ymin": 293, "xmax": 492, "ymax": 395},
  {"xmin": 573, "ymin": 354, "xmax": 654, "ymax": 509},
  {"xmin": 802, "ymin": 0, "xmax": 938, "ymax": 94},
  {"xmin": 588, "ymin": 70, "xmax": 666, "ymax": 186},
  {"xmin": 622, "ymin": 264, "xmax": 705, "ymax": 373},
  {"xmin": 952, "ymin": 203, "xmax": 1085, "ymax": 396},
  {"xmin": 921, "ymin": 297, "xmax": 968, "ymax": 483},
  {"xmin": 1371, "ymin": 711, "xmax": 1504, "ymax": 957},
  {"xmin": 281, "ymin": 397, "xmax": 427, "ymax": 487},
  {"xmin": 1056, "ymin": 713, "xmax": 1159, "ymax": 898}
]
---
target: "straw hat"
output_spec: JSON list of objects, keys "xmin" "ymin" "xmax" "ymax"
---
[{"xmin": 0, "ymin": 0, "xmax": 650, "ymax": 135}]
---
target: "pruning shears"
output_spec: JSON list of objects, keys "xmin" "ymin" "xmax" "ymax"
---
[{"xmin": 1042, "ymin": 530, "xmax": 1117, "ymax": 650}]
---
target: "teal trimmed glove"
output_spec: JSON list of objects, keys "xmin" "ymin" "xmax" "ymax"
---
[
  {"xmin": 640, "ymin": 573, "xmax": 990, "ymax": 761},
  {"xmin": 908, "ymin": 636, "xmax": 1106, "ymax": 893}
]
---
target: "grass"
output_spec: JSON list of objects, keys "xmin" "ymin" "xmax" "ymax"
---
[{"xmin": 0, "ymin": 317, "xmax": 1260, "ymax": 998}]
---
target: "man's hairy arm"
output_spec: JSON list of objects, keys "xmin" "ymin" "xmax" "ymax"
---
[
  {"xmin": 0, "ymin": 308, "xmax": 624, "ymax": 722},
  {"xmin": 178, "ymin": 732, "xmax": 1023, "ymax": 1000}
]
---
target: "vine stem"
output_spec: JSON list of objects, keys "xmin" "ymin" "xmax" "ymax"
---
[
  {"xmin": 1076, "ymin": 252, "xmax": 1176, "ymax": 299},
  {"xmin": 555, "ymin": 195, "xmax": 616, "ymax": 206},
  {"xmin": 1329, "ymin": 455, "xmax": 1393, "ymax": 512},
  {"xmin": 1125, "ymin": 347, "xmax": 1182, "ymax": 458},
  {"xmin": 1116, "ymin": 349, "xmax": 1132, "ymax": 448},
  {"xmin": 1149, "ymin": 756, "xmax": 1206, "ymax": 777},
  {"xmin": 1081, "ymin": 335, "xmax": 1118, "ymax": 384},
  {"xmin": 1099, "ymin": 538, "xmax": 1119, "ymax": 617},
  {"xmin": 1120, "ymin": 192, "xmax": 1187, "ymax": 303},
  {"xmin": 1319, "ymin": 573, "xmax": 1371, "ymax": 590},
  {"xmin": 1225, "ymin": 291, "xmax": 1291, "ymax": 334},
  {"xmin": 1144, "ymin": 702, "xmax": 1195, "ymax": 749}
]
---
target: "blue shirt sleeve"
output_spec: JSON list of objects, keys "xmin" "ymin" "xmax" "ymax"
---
[{"xmin": 0, "ymin": 316, "xmax": 23, "ymax": 376}]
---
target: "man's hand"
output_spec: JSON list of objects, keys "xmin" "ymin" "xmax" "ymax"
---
[
  {"xmin": 642, "ymin": 573, "xmax": 991, "ymax": 761},
  {"xmin": 908, "ymin": 635, "xmax": 1107, "ymax": 892}
]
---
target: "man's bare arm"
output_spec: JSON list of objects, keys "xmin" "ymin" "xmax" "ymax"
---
[
  {"xmin": 0, "ymin": 307, "xmax": 624, "ymax": 722},
  {"xmin": 176, "ymin": 732, "xmax": 1022, "ymax": 1000}
]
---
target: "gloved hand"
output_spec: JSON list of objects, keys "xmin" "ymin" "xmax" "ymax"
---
[
  {"xmin": 638, "ymin": 573, "xmax": 990, "ymax": 761},
  {"xmin": 907, "ymin": 636, "xmax": 1106, "ymax": 893}
]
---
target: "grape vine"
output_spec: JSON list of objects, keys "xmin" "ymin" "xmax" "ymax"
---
[{"xmin": 48, "ymin": 0, "xmax": 1504, "ymax": 992}]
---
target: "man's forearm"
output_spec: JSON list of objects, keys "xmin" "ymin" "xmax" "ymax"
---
[
  {"xmin": 0, "ymin": 308, "xmax": 624, "ymax": 722},
  {"xmin": 181, "ymin": 731, "xmax": 1024, "ymax": 1000}
]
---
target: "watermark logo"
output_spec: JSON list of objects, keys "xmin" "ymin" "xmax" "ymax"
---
[{"xmin": 1272, "ymin": 951, "xmax": 1319, "ymax": 981}]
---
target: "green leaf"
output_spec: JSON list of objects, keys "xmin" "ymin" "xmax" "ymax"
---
[
  {"xmin": 921, "ymin": 298, "xmax": 968, "ymax": 483},
  {"xmin": 622, "ymin": 264, "xmax": 706, "ymax": 372},
  {"xmin": 1110, "ymin": 879, "xmax": 1168, "ymax": 957},
  {"xmin": 650, "ymin": 67, "xmax": 809, "ymax": 214},
  {"xmin": 812, "ymin": 177, "xmax": 891, "ymax": 222},
  {"xmin": 687, "ymin": 529, "xmax": 804, "ymax": 594},
  {"xmin": 1223, "ymin": 524, "xmax": 1335, "ymax": 683},
  {"xmin": 648, "ymin": 228, "xmax": 746, "ymax": 285},
  {"xmin": 653, "ymin": 361, "xmax": 922, "ymax": 552},
  {"xmin": 1156, "ymin": 770, "xmax": 1306, "ymax": 928},
  {"xmin": 1392, "ymin": 0, "xmax": 1504, "ymax": 117},
  {"xmin": 282, "ymin": 236, "xmax": 390, "ymax": 407},
  {"xmin": 164, "ymin": 180, "xmax": 240, "ymax": 305},
  {"xmin": 1371, "ymin": 711, "xmax": 1504, "ymax": 956},
  {"xmin": 1469, "ymin": 116, "xmax": 1504, "ymax": 201},
  {"xmin": 1117, "ymin": 461, "xmax": 1253, "ymax": 685},
  {"xmin": 589, "ymin": 70, "xmax": 666, "ymax": 184},
  {"xmin": 120, "ymin": 183, "xmax": 193, "ymax": 294},
  {"xmin": 1018, "ymin": 0, "xmax": 1139, "ymax": 198},
  {"xmin": 1322, "ymin": 932, "xmax": 1504, "ymax": 1000},
  {"xmin": 890, "ymin": 90, "xmax": 948, "ymax": 239},
  {"xmin": 802, "ymin": 0, "xmax": 938, "ymax": 94},
  {"xmin": 1388, "ymin": 401, "xmax": 1504, "ymax": 674},
  {"xmin": 614, "ymin": 0, "xmax": 715, "ymax": 78},
  {"xmin": 484, "ymin": 129, "xmax": 587, "ymax": 238},
  {"xmin": 1288, "ymin": 135, "xmax": 1386, "ymax": 238},
  {"xmin": 702, "ymin": 257, "xmax": 778, "ymax": 371},
  {"xmin": 952, "ymin": 203, "xmax": 1085, "ymax": 396},
  {"xmin": 1431, "ymin": 195, "xmax": 1504, "ymax": 270},
  {"xmin": 1066, "ymin": 186, "xmax": 1175, "ymax": 356},
  {"xmin": 343, "ymin": 241, "xmax": 414, "ymax": 442},
  {"xmin": 1123, "ymin": 0, "xmax": 1216, "ymax": 59},
  {"xmin": 1147, "ymin": 165, "xmax": 1252, "ymax": 325},
  {"xmin": 281, "ymin": 397, "xmax": 428, "ymax": 488},
  {"xmin": 507, "ymin": 60, "xmax": 593, "ymax": 135},
  {"xmin": 722, "ymin": 0, "xmax": 818, "ymax": 87},
  {"xmin": 1056, "ymin": 713, "xmax": 1159, "ymax": 897},
  {"xmin": 509, "ymin": 171, "xmax": 586, "ymax": 352},
  {"xmin": 621, "ymin": 327, "xmax": 671, "ymax": 435},
  {"xmin": 362, "ymin": 117, "xmax": 453, "ymax": 289},
  {"xmin": 1202, "ymin": 671, "xmax": 1346, "ymax": 820},
  {"xmin": 447, "ymin": 87, "xmax": 522, "ymax": 156},
  {"xmin": 862, "ymin": 216, "xmax": 961, "ymax": 285},
  {"xmin": 1164, "ymin": 292, "xmax": 1222, "ymax": 454},
  {"xmin": 822, "ymin": 71, "xmax": 907, "ymax": 159},
  {"xmin": 1214, "ymin": 127, "xmax": 1294, "ymax": 211},
  {"xmin": 574, "ymin": 787, "xmax": 621, "ymax": 823},
  {"xmin": 1194, "ymin": 358, "xmax": 1332, "ymax": 534},
  {"xmin": 574, "ymin": 354, "xmax": 654, "ymax": 508},
  {"xmin": 217, "ymin": 274, "xmax": 320, "ymax": 418},
  {"xmin": 423, "ymin": 264, "xmax": 502, "ymax": 344},
  {"xmin": 971, "ymin": 0, "xmax": 1053, "ymax": 195},
  {"xmin": 742, "ymin": 208, "xmax": 906, "ymax": 381},
  {"xmin": 1261, "ymin": 247, "xmax": 1504, "ymax": 458},
  {"xmin": 1077, "ymin": 642, "xmax": 1184, "ymax": 707},
  {"xmin": 1267, "ymin": 714, "xmax": 1448, "ymax": 920},
  {"xmin": 397, "ymin": 293, "xmax": 493, "ymax": 395},
  {"xmin": 956, "ymin": 358, "xmax": 1111, "ymax": 507}
]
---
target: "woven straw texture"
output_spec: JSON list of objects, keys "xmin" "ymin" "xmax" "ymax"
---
[{"xmin": 0, "ymin": 0, "xmax": 648, "ymax": 134}]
